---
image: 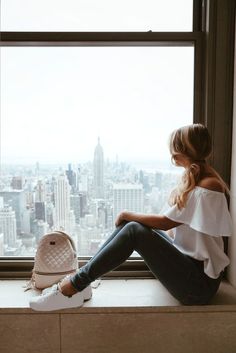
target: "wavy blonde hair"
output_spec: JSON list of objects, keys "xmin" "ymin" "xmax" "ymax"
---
[{"xmin": 169, "ymin": 123, "xmax": 229, "ymax": 209}]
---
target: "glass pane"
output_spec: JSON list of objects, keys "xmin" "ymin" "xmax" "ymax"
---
[
  {"xmin": 0, "ymin": 46, "xmax": 194, "ymax": 257},
  {"xmin": 1, "ymin": 0, "xmax": 193, "ymax": 32}
]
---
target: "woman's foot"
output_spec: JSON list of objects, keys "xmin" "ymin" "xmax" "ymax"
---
[
  {"xmin": 42, "ymin": 275, "xmax": 79, "ymax": 297},
  {"xmin": 29, "ymin": 284, "xmax": 92, "ymax": 311},
  {"xmin": 59, "ymin": 276, "xmax": 78, "ymax": 297}
]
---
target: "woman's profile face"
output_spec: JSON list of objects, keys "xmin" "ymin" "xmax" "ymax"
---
[{"xmin": 172, "ymin": 153, "xmax": 189, "ymax": 168}]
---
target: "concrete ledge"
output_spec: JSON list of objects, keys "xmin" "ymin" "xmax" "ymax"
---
[
  {"xmin": 1, "ymin": 279, "xmax": 236, "ymax": 353},
  {"xmin": 1, "ymin": 278, "xmax": 236, "ymax": 313}
]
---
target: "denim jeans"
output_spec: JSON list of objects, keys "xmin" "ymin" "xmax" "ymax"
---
[{"xmin": 70, "ymin": 221, "xmax": 222, "ymax": 305}]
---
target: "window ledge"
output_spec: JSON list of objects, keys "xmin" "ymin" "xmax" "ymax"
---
[{"xmin": 1, "ymin": 278, "xmax": 236, "ymax": 314}]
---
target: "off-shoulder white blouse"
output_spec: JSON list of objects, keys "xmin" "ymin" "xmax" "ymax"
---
[{"xmin": 163, "ymin": 186, "xmax": 233, "ymax": 279}]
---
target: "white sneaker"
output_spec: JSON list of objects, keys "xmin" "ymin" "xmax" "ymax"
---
[
  {"xmin": 41, "ymin": 283, "xmax": 58, "ymax": 295},
  {"xmin": 41, "ymin": 274, "xmax": 72, "ymax": 295},
  {"xmin": 29, "ymin": 284, "xmax": 92, "ymax": 311}
]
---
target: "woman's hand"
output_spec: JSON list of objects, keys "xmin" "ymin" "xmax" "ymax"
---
[{"xmin": 115, "ymin": 211, "xmax": 134, "ymax": 227}]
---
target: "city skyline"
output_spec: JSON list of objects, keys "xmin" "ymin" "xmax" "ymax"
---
[
  {"xmin": 0, "ymin": 138, "xmax": 181, "ymax": 257},
  {"xmin": 0, "ymin": 134, "xmax": 180, "ymax": 174}
]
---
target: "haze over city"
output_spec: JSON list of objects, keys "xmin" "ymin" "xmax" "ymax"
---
[{"xmin": 0, "ymin": 0, "xmax": 193, "ymax": 257}]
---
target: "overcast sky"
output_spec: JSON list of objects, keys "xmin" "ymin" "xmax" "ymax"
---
[
  {"xmin": 0, "ymin": 1, "xmax": 193, "ymax": 167},
  {"xmin": 1, "ymin": 0, "xmax": 192, "ymax": 32}
]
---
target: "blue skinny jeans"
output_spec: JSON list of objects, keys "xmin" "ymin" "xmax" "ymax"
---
[{"xmin": 70, "ymin": 221, "xmax": 222, "ymax": 305}]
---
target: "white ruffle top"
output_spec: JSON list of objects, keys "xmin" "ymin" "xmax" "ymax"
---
[{"xmin": 163, "ymin": 186, "xmax": 233, "ymax": 279}]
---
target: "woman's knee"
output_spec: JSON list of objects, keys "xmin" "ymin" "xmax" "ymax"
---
[{"xmin": 125, "ymin": 221, "xmax": 150, "ymax": 236}]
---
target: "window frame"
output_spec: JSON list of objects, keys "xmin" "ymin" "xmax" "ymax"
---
[{"xmin": 0, "ymin": 0, "xmax": 235, "ymax": 279}]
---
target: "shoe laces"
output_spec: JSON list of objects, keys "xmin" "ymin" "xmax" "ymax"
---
[
  {"xmin": 41, "ymin": 275, "xmax": 72, "ymax": 297},
  {"xmin": 42, "ymin": 284, "xmax": 59, "ymax": 296}
]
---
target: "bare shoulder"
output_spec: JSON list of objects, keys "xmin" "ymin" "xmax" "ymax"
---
[{"xmin": 198, "ymin": 177, "xmax": 224, "ymax": 193}]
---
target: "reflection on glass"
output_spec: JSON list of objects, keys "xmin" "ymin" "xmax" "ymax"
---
[{"xmin": 0, "ymin": 46, "xmax": 193, "ymax": 256}]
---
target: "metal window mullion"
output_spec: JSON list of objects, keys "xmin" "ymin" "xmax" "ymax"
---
[
  {"xmin": 193, "ymin": 32, "xmax": 205, "ymax": 124},
  {"xmin": 0, "ymin": 31, "xmax": 201, "ymax": 45},
  {"xmin": 193, "ymin": 0, "xmax": 201, "ymax": 31}
]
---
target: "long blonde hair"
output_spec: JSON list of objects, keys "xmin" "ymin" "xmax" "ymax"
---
[{"xmin": 169, "ymin": 123, "xmax": 229, "ymax": 209}]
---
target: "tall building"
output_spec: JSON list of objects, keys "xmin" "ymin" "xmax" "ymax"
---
[
  {"xmin": 79, "ymin": 170, "xmax": 88, "ymax": 192},
  {"xmin": 35, "ymin": 180, "xmax": 45, "ymax": 202},
  {"xmin": 54, "ymin": 175, "xmax": 71, "ymax": 232},
  {"xmin": 113, "ymin": 183, "xmax": 144, "ymax": 221},
  {"xmin": 34, "ymin": 220, "xmax": 48, "ymax": 243},
  {"xmin": 35, "ymin": 202, "xmax": 46, "ymax": 221},
  {"xmin": 0, "ymin": 205, "xmax": 17, "ymax": 248},
  {"xmin": 66, "ymin": 164, "xmax": 77, "ymax": 192},
  {"xmin": 93, "ymin": 137, "xmax": 104, "ymax": 199},
  {"xmin": 34, "ymin": 175, "xmax": 46, "ymax": 222},
  {"xmin": 11, "ymin": 176, "xmax": 24, "ymax": 190},
  {"xmin": 78, "ymin": 192, "xmax": 88, "ymax": 217},
  {"xmin": 35, "ymin": 178, "xmax": 46, "ymax": 222},
  {"xmin": 0, "ymin": 190, "xmax": 25, "ymax": 234},
  {"xmin": 70, "ymin": 194, "xmax": 81, "ymax": 224},
  {"xmin": 21, "ymin": 207, "xmax": 31, "ymax": 234},
  {"xmin": 0, "ymin": 233, "xmax": 4, "ymax": 255},
  {"xmin": 46, "ymin": 201, "xmax": 54, "ymax": 228},
  {"xmin": 0, "ymin": 197, "xmax": 3, "ymax": 208}
]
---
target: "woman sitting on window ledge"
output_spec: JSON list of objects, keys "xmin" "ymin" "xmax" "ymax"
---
[{"xmin": 30, "ymin": 123, "xmax": 233, "ymax": 311}]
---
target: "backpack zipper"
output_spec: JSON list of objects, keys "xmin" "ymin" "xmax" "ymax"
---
[{"xmin": 34, "ymin": 269, "xmax": 76, "ymax": 276}]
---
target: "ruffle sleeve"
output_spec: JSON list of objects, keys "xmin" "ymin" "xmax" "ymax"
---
[{"xmin": 163, "ymin": 187, "xmax": 232, "ymax": 237}]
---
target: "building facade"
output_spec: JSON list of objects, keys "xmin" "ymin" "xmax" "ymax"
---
[
  {"xmin": 113, "ymin": 183, "xmax": 144, "ymax": 221},
  {"xmin": 93, "ymin": 137, "xmax": 104, "ymax": 199}
]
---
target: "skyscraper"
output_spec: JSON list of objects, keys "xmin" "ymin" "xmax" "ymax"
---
[
  {"xmin": 35, "ymin": 180, "xmax": 45, "ymax": 202},
  {"xmin": 66, "ymin": 164, "xmax": 77, "ymax": 192},
  {"xmin": 0, "ymin": 190, "xmax": 25, "ymax": 234},
  {"xmin": 113, "ymin": 183, "xmax": 144, "ymax": 221},
  {"xmin": 34, "ymin": 220, "xmax": 48, "ymax": 243},
  {"xmin": 93, "ymin": 137, "xmax": 104, "ymax": 199},
  {"xmin": 35, "ymin": 180, "xmax": 46, "ymax": 221},
  {"xmin": 35, "ymin": 202, "xmax": 46, "ymax": 221},
  {"xmin": 0, "ymin": 233, "xmax": 4, "ymax": 255},
  {"xmin": 70, "ymin": 194, "xmax": 81, "ymax": 223},
  {"xmin": 0, "ymin": 205, "xmax": 17, "ymax": 248},
  {"xmin": 54, "ymin": 175, "xmax": 71, "ymax": 232},
  {"xmin": 11, "ymin": 176, "xmax": 24, "ymax": 190}
]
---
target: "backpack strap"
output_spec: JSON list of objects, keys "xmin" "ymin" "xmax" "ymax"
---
[{"xmin": 23, "ymin": 272, "xmax": 36, "ymax": 292}]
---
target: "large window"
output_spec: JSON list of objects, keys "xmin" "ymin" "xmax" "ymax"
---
[
  {"xmin": 0, "ymin": 46, "xmax": 193, "ymax": 257},
  {"xmin": 0, "ymin": 0, "xmax": 209, "ymax": 276}
]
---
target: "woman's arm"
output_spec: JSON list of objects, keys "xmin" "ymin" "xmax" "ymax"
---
[{"xmin": 115, "ymin": 211, "xmax": 181, "ymax": 231}]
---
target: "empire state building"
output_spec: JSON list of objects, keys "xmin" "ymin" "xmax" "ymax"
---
[{"xmin": 93, "ymin": 137, "xmax": 104, "ymax": 199}]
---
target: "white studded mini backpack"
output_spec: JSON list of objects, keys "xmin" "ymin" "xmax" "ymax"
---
[{"xmin": 26, "ymin": 231, "xmax": 78, "ymax": 290}]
